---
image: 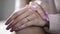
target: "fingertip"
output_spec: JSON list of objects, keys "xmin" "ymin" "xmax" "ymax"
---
[
  {"xmin": 6, "ymin": 26, "xmax": 11, "ymax": 30},
  {"xmin": 45, "ymin": 11, "xmax": 48, "ymax": 15},
  {"xmin": 5, "ymin": 23, "xmax": 7, "ymax": 25},
  {"xmin": 6, "ymin": 28, "xmax": 9, "ymax": 30},
  {"xmin": 10, "ymin": 30, "xmax": 13, "ymax": 32},
  {"xmin": 5, "ymin": 22, "xmax": 8, "ymax": 25},
  {"xmin": 5, "ymin": 20, "xmax": 10, "ymax": 25},
  {"xmin": 42, "ymin": 16, "xmax": 49, "ymax": 21},
  {"xmin": 10, "ymin": 29, "xmax": 13, "ymax": 32}
]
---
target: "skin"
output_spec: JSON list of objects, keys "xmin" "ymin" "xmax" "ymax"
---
[
  {"xmin": 15, "ymin": 27, "xmax": 45, "ymax": 34},
  {"xmin": 5, "ymin": 0, "xmax": 48, "ymax": 32}
]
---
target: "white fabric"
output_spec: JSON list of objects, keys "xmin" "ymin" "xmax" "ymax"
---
[{"xmin": 49, "ymin": 14, "xmax": 60, "ymax": 34}]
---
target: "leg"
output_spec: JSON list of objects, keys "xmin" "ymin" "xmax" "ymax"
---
[{"xmin": 15, "ymin": 26, "xmax": 45, "ymax": 34}]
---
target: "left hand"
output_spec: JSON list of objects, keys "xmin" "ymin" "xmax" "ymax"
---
[{"xmin": 5, "ymin": 2, "xmax": 49, "ymax": 32}]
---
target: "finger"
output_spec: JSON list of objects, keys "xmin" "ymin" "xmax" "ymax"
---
[
  {"xmin": 6, "ymin": 9, "xmax": 34, "ymax": 30},
  {"xmin": 10, "ymin": 28, "xmax": 13, "ymax": 32},
  {"xmin": 11, "ymin": 14, "xmax": 37, "ymax": 31},
  {"xmin": 6, "ymin": 20, "xmax": 14, "ymax": 30},
  {"xmin": 11, "ymin": 18, "xmax": 28, "ymax": 31},
  {"xmin": 34, "ymin": 3, "xmax": 49, "ymax": 21},
  {"xmin": 37, "ymin": 3, "xmax": 49, "ymax": 21},
  {"xmin": 5, "ymin": 5, "xmax": 28, "ymax": 25},
  {"xmin": 41, "ymin": 2, "xmax": 48, "ymax": 15},
  {"xmin": 29, "ymin": 2, "xmax": 48, "ymax": 21}
]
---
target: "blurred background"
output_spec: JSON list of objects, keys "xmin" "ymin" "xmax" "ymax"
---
[
  {"xmin": 0, "ymin": 0, "xmax": 15, "ymax": 34},
  {"xmin": 0, "ymin": 0, "xmax": 60, "ymax": 34},
  {"xmin": 0, "ymin": 0, "xmax": 27, "ymax": 34},
  {"xmin": 0, "ymin": 0, "xmax": 15, "ymax": 20}
]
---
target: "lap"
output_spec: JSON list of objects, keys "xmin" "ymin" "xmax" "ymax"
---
[{"xmin": 15, "ymin": 26, "xmax": 45, "ymax": 34}]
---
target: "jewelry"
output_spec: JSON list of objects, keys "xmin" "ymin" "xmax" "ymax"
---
[{"xmin": 26, "ymin": 17, "xmax": 30, "ymax": 21}]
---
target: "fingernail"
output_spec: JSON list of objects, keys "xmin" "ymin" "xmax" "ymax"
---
[
  {"xmin": 45, "ymin": 11, "xmax": 48, "ymax": 15},
  {"xmin": 5, "ymin": 24, "xmax": 7, "ymax": 25},
  {"xmin": 5, "ymin": 22, "xmax": 9, "ymax": 25},
  {"xmin": 10, "ymin": 30, "xmax": 13, "ymax": 32},
  {"xmin": 5, "ymin": 20, "xmax": 9, "ymax": 25},
  {"xmin": 6, "ymin": 27, "xmax": 9, "ymax": 30},
  {"xmin": 10, "ymin": 28, "xmax": 14, "ymax": 32},
  {"xmin": 5, "ymin": 22, "xmax": 8, "ymax": 25},
  {"xmin": 43, "ymin": 16, "xmax": 49, "ymax": 21},
  {"xmin": 6, "ymin": 27, "xmax": 10, "ymax": 30},
  {"xmin": 5, "ymin": 23, "xmax": 6, "ymax": 25}
]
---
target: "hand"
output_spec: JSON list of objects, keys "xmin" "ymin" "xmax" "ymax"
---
[{"xmin": 5, "ymin": 2, "xmax": 48, "ymax": 32}]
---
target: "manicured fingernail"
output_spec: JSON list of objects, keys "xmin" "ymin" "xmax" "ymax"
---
[
  {"xmin": 10, "ymin": 30, "xmax": 13, "ymax": 32},
  {"xmin": 6, "ymin": 26, "xmax": 10, "ymax": 30},
  {"xmin": 45, "ymin": 11, "xmax": 48, "ymax": 15},
  {"xmin": 6, "ymin": 28, "xmax": 9, "ymax": 30},
  {"xmin": 5, "ymin": 23, "xmax": 6, "ymax": 25},
  {"xmin": 10, "ymin": 28, "xmax": 14, "ymax": 32},
  {"xmin": 5, "ymin": 20, "xmax": 10, "ymax": 25},
  {"xmin": 5, "ymin": 23, "xmax": 8, "ymax": 25},
  {"xmin": 5, "ymin": 22, "xmax": 8, "ymax": 25},
  {"xmin": 43, "ymin": 16, "xmax": 49, "ymax": 21},
  {"xmin": 46, "ymin": 17, "xmax": 49, "ymax": 21}
]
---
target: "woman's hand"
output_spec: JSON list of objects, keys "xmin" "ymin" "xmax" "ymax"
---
[{"xmin": 5, "ymin": 2, "xmax": 48, "ymax": 32}]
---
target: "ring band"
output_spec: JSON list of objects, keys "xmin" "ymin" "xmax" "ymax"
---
[{"xmin": 26, "ymin": 17, "xmax": 30, "ymax": 21}]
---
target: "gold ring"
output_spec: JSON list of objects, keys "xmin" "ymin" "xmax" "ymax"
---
[{"xmin": 26, "ymin": 17, "xmax": 30, "ymax": 21}]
